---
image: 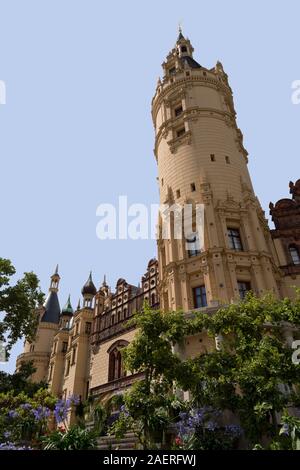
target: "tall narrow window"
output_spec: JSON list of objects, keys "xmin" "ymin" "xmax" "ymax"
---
[
  {"xmin": 238, "ymin": 281, "xmax": 251, "ymax": 299},
  {"xmin": 48, "ymin": 365, "xmax": 53, "ymax": 381},
  {"xmin": 210, "ymin": 154, "xmax": 215, "ymax": 162},
  {"xmin": 71, "ymin": 346, "xmax": 77, "ymax": 365},
  {"xmin": 190, "ymin": 183, "xmax": 196, "ymax": 192},
  {"xmin": 65, "ymin": 360, "xmax": 70, "ymax": 376},
  {"xmin": 228, "ymin": 228, "xmax": 243, "ymax": 251},
  {"xmin": 193, "ymin": 286, "xmax": 207, "ymax": 308},
  {"xmin": 225, "ymin": 156, "xmax": 230, "ymax": 164},
  {"xmin": 108, "ymin": 347, "xmax": 126, "ymax": 381},
  {"xmin": 85, "ymin": 322, "xmax": 92, "ymax": 334},
  {"xmin": 62, "ymin": 342, "xmax": 68, "ymax": 353},
  {"xmin": 289, "ymin": 245, "xmax": 300, "ymax": 265}
]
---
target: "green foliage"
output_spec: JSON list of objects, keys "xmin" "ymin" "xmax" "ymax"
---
[
  {"xmin": 0, "ymin": 361, "xmax": 47, "ymax": 395},
  {"xmin": 42, "ymin": 426, "xmax": 97, "ymax": 450},
  {"xmin": 111, "ymin": 294, "xmax": 300, "ymax": 449},
  {"xmin": 110, "ymin": 303, "xmax": 187, "ymax": 449},
  {"xmin": 0, "ymin": 258, "xmax": 44, "ymax": 355},
  {"xmin": 180, "ymin": 292, "xmax": 300, "ymax": 446},
  {"xmin": 280, "ymin": 411, "xmax": 300, "ymax": 450},
  {"xmin": 83, "ymin": 399, "xmax": 108, "ymax": 436},
  {"xmin": 0, "ymin": 388, "xmax": 56, "ymax": 445}
]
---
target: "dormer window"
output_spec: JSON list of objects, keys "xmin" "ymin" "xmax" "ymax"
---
[{"xmin": 169, "ymin": 67, "xmax": 176, "ymax": 76}]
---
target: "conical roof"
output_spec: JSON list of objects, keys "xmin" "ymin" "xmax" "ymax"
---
[{"xmin": 41, "ymin": 291, "xmax": 60, "ymax": 323}]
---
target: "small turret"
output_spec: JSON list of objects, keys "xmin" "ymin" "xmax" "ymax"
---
[
  {"xmin": 81, "ymin": 272, "xmax": 97, "ymax": 308},
  {"xmin": 41, "ymin": 265, "xmax": 61, "ymax": 323},
  {"xmin": 60, "ymin": 294, "xmax": 73, "ymax": 329},
  {"xmin": 50, "ymin": 264, "xmax": 60, "ymax": 292}
]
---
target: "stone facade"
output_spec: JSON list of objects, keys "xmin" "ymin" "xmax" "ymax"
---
[
  {"xmin": 16, "ymin": 30, "xmax": 300, "ymax": 410},
  {"xmin": 270, "ymin": 179, "xmax": 300, "ymax": 297}
]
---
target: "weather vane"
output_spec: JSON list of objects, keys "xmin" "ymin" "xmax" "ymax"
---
[{"xmin": 178, "ymin": 20, "xmax": 183, "ymax": 35}]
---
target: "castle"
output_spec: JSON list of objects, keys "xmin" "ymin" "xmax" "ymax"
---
[{"xmin": 16, "ymin": 30, "xmax": 300, "ymax": 418}]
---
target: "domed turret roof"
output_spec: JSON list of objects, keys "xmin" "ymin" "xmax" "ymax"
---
[
  {"xmin": 81, "ymin": 272, "xmax": 97, "ymax": 296},
  {"xmin": 61, "ymin": 295, "xmax": 73, "ymax": 316}
]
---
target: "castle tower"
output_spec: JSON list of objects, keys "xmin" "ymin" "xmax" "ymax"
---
[
  {"xmin": 48, "ymin": 295, "xmax": 74, "ymax": 396},
  {"xmin": 16, "ymin": 266, "xmax": 61, "ymax": 382},
  {"xmin": 60, "ymin": 273, "xmax": 96, "ymax": 417},
  {"xmin": 152, "ymin": 30, "xmax": 281, "ymax": 311}
]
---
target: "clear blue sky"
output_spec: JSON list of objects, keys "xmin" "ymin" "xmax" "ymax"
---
[{"xmin": 1, "ymin": 0, "xmax": 299, "ymax": 373}]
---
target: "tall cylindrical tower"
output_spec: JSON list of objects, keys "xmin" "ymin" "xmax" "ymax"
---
[
  {"xmin": 152, "ymin": 30, "xmax": 280, "ymax": 311},
  {"xmin": 16, "ymin": 266, "xmax": 61, "ymax": 382}
]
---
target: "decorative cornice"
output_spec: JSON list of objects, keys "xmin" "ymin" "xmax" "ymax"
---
[
  {"xmin": 167, "ymin": 130, "xmax": 192, "ymax": 154},
  {"xmin": 152, "ymin": 75, "xmax": 233, "ymax": 123}
]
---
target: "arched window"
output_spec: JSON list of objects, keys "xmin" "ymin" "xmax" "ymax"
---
[
  {"xmin": 107, "ymin": 340, "xmax": 129, "ymax": 382},
  {"xmin": 289, "ymin": 245, "xmax": 300, "ymax": 265},
  {"xmin": 151, "ymin": 292, "xmax": 156, "ymax": 306}
]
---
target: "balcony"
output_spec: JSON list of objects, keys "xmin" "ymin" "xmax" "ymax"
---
[{"xmin": 89, "ymin": 372, "xmax": 144, "ymax": 397}]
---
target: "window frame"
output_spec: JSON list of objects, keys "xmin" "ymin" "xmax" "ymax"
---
[
  {"xmin": 193, "ymin": 285, "xmax": 207, "ymax": 309},
  {"xmin": 237, "ymin": 281, "xmax": 251, "ymax": 299},
  {"xmin": 227, "ymin": 227, "xmax": 243, "ymax": 251},
  {"xmin": 289, "ymin": 245, "xmax": 300, "ymax": 265}
]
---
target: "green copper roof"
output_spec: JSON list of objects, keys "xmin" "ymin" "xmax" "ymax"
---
[{"xmin": 61, "ymin": 294, "xmax": 73, "ymax": 316}]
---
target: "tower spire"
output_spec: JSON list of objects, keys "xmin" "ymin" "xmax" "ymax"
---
[
  {"xmin": 49, "ymin": 265, "xmax": 60, "ymax": 292},
  {"xmin": 177, "ymin": 23, "xmax": 184, "ymax": 41}
]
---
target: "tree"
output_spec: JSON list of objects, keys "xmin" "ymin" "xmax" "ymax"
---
[
  {"xmin": 0, "ymin": 361, "xmax": 47, "ymax": 396},
  {"xmin": 0, "ymin": 258, "xmax": 44, "ymax": 356},
  {"xmin": 179, "ymin": 292, "xmax": 300, "ymax": 446},
  {"xmin": 110, "ymin": 303, "xmax": 188, "ymax": 449}
]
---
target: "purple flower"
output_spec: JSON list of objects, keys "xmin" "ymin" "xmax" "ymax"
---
[
  {"xmin": 53, "ymin": 395, "xmax": 80, "ymax": 424},
  {"xmin": 20, "ymin": 403, "xmax": 32, "ymax": 410},
  {"xmin": 70, "ymin": 395, "xmax": 80, "ymax": 406},
  {"xmin": 206, "ymin": 421, "xmax": 217, "ymax": 431},
  {"xmin": 8, "ymin": 410, "xmax": 18, "ymax": 419},
  {"xmin": 0, "ymin": 442, "xmax": 32, "ymax": 450},
  {"xmin": 31, "ymin": 405, "xmax": 51, "ymax": 421},
  {"xmin": 54, "ymin": 399, "xmax": 69, "ymax": 424}
]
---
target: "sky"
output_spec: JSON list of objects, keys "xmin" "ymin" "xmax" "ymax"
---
[{"xmin": 0, "ymin": 0, "xmax": 299, "ymax": 373}]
